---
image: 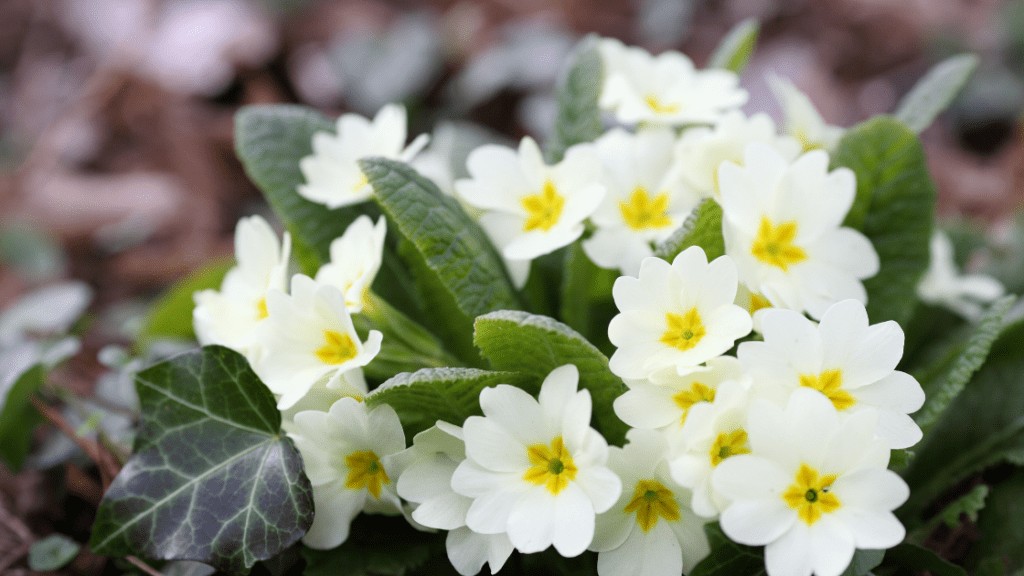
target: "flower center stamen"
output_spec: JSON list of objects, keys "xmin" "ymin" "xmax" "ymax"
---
[
  {"xmin": 256, "ymin": 297, "xmax": 269, "ymax": 319},
  {"xmin": 620, "ymin": 187, "xmax": 673, "ymax": 231},
  {"xmin": 644, "ymin": 94, "xmax": 680, "ymax": 115},
  {"xmin": 344, "ymin": 450, "xmax": 390, "ymax": 499},
  {"xmin": 660, "ymin": 308, "xmax": 707, "ymax": 352},
  {"xmin": 624, "ymin": 479, "xmax": 680, "ymax": 532},
  {"xmin": 315, "ymin": 330, "xmax": 359, "ymax": 365},
  {"xmin": 521, "ymin": 180, "xmax": 566, "ymax": 232},
  {"xmin": 783, "ymin": 463, "xmax": 841, "ymax": 525},
  {"xmin": 751, "ymin": 217, "xmax": 807, "ymax": 271},
  {"xmin": 709, "ymin": 429, "xmax": 750, "ymax": 467},
  {"xmin": 799, "ymin": 369, "xmax": 856, "ymax": 410},
  {"xmin": 524, "ymin": 436, "xmax": 578, "ymax": 495},
  {"xmin": 672, "ymin": 382, "xmax": 715, "ymax": 425}
]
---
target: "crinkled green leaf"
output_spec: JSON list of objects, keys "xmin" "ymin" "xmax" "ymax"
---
[
  {"xmin": 942, "ymin": 484, "xmax": 989, "ymax": 528},
  {"xmin": 885, "ymin": 544, "xmax": 967, "ymax": 576},
  {"xmin": 969, "ymin": 471, "xmax": 1024, "ymax": 573},
  {"xmin": 136, "ymin": 259, "xmax": 232, "ymax": 348},
  {"xmin": 653, "ymin": 199, "xmax": 725, "ymax": 262},
  {"xmin": 560, "ymin": 242, "xmax": 618, "ymax": 355},
  {"xmin": 832, "ymin": 116, "xmax": 936, "ymax": 326},
  {"xmin": 28, "ymin": 534, "xmax": 81, "ymax": 571},
  {"xmin": 894, "ymin": 54, "xmax": 979, "ymax": 133},
  {"xmin": 89, "ymin": 346, "xmax": 313, "ymax": 574},
  {"xmin": 361, "ymin": 158, "xmax": 523, "ymax": 320},
  {"xmin": 368, "ymin": 368, "xmax": 534, "ymax": 439},
  {"xmin": 0, "ymin": 364, "xmax": 44, "ymax": 471},
  {"xmin": 546, "ymin": 35, "xmax": 604, "ymax": 163},
  {"xmin": 473, "ymin": 310, "xmax": 628, "ymax": 445},
  {"xmin": 707, "ymin": 18, "xmax": 759, "ymax": 73}
]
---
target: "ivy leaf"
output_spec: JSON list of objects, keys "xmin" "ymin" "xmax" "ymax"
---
[
  {"xmin": 89, "ymin": 346, "xmax": 313, "ymax": 574},
  {"xmin": 653, "ymin": 199, "xmax": 725, "ymax": 262},
  {"xmin": 831, "ymin": 116, "xmax": 936, "ymax": 326},
  {"xmin": 894, "ymin": 54, "xmax": 979, "ymax": 133},
  {"xmin": 28, "ymin": 534, "xmax": 81, "ymax": 572},
  {"xmin": 884, "ymin": 544, "xmax": 967, "ymax": 576},
  {"xmin": 367, "ymin": 368, "xmax": 535, "ymax": 439},
  {"xmin": 707, "ymin": 18, "xmax": 759, "ymax": 73},
  {"xmin": 136, "ymin": 259, "xmax": 232, "ymax": 349},
  {"xmin": 473, "ymin": 310, "xmax": 628, "ymax": 446},
  {"xmin": 546, "ymin": 35, "xmax": 604, "ymax": 163},
  {"xmin": 361, "ymin": 158, "xmax": 523, "ymax": 320},
  {"xmin": 968, "ymin": 471, "xmax": 1024, "ymax": 573},
  {"xmin": 0, "ymin": 364, "xmax": 44, "ymax": 471}
]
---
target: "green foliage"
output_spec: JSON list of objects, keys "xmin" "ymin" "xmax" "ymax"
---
[
  {"xmin": 707, "ymin": 18, "xmax": 759, "ymax": 73},
  {"xmin": 136, "ymin": 259, "xmax": 232, "ymax": 348},
  {"xmin": 546, "ymin": 35, "xmax": 605, "ymax": 163},
  {"xmin": 28, "ymin": 534, "xmax": 81, "ymax": 571},
  {"xmin": 473, "ymin": 310, "xmax": 628, "ymax": 445},
  {"xmin": 560, "ymin": 242, "xmax": 618, "ymax": 354},
  {"xmin": 653, "ymin": 199, "xmax": 725, "ymax": 263},
  {"xmin": 942, "ymin": 484, "xmax": 989, "ymax": 528},
  {"xmin": 894, "ymin": 54, "xmax": 980, "ymax": 133},
  {"xmin": 367, "ymin": 368, "xmax": 534, "ymax": 439},
  {"xmin": 885, "ymin": 544, "xmax": 968, "ymax": 576},
  {"xmin": 0, "ymin": 364, "xmax": 44, "ymax": 471},
  {"xmin": 969, "ymin": 471, "xmax": 1024, "ymax": 573},
  {"xmin": 832, "ymin": 116, "xmax": 936, "ymax": 326},
  {"xmin": 89, "ymin": 346, "xmax": 313, "ymax": 574},
  {"xmin": 302, "ymin": 515, "xmax": 454, "ymax": 576}
]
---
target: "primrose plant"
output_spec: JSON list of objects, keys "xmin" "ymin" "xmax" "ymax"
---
[{"xmin": 81, "ymin": 23, "xmax": 1017, "ymax": 576}]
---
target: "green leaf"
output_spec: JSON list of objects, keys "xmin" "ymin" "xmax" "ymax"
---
[
  {"xmin": 894, "ymin": 54, "xmax": 980, "ymax": 133},
  {"xmin": 912, "ymin": 295, "xmax": 1016, "ymax": 432},
  {"xmin": 969, "ymin": 471, "xmax": 1024, "ymax": 573},
  {"xmin": 28, "ymin": 534, "xmax": 81, "ymax": 571},
  {"xmin": 689, "ymin": 523, "xmax": 765, "ymax": 576},
  {"xmin": 89, "ymin": 346, "xmax": 313, "ymax": 574},
  {"xmin": 361, "ymin": 158, "xmax": 523, "ymax": 320},
  {"xmin": 367, "ymin": 368, "xmax": 535, "ymax": 439},
  {"xmin": 831, "ymin": 116, "xmax": 936, "ymax": 326},
  {"xmin": 302, "ymin": 515, "xmax": 446, "ymax": 576},
  {"xmin": 653, "ymin": 199, "xmax": 725, "ymax": 262},
  {"xmin": 841, "ymin": 549, "xmax": 885, "ymax": 576},
  {"xmin": 707, "ymin": 18, "xmax": 760, "ymax": 73},
  {"xmin": 546, "ymin": 35, "xmax": 604, "ymax": 163},
  {"xmin": 473, "ymin": 310, "xmax": 628, "ymax": 445},
  {"xmin": 942, "ymin": 484, "xmax": 989, "ymax": 528},
  {"xmin": 560, "ymin": 242, "xmax": 618, "ymax": 354},
  {"xmin": 136, "ymin": 259, "xmax": 232, "ymax": 348},
  {"xmin": 884, "ymin": 544, "xmax": 967, "ymax": 576},
  {"xmin": 0, "ymin": 364, "xmax": 44, "ymax": 471}
]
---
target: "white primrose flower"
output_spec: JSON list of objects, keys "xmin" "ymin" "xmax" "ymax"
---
[
  {"xmin": 613, "ymin": 355, "xmax": 745, "ymax": 433},
  {"xmin": 582, "ymin": 128, "xmax": 702, "ymax": 276},
  {"xmin": 719, "ymin": 143, "xmax": 879, "ymax": 319},
  {"xmin": 667, "ymin": 379, "xmax": 754, "ymax": 518},
  {"xmin": 598, "ymin": 38, "xmax": 748, "ymax": 126},
  {"xmin": 314, "ymin": 215, "xmax": 387, "ymax": 313},
  {"xmin": 674, "ymin": 111, "xmax": 801, "ymax": 200},
  {"xmin": 298, "ymin": 103, "xmax": 430, "ymax": 208},
  {"xmin": 608, "ymin": 248, "xmax": 752, "ymax": 380},
  {"xmin": 737, "ymin": 299, "xmax": 925, "ymax": 449},
  {"xmin": 917, "ymin": 230, "xmax": 1005, "ymax": 321},
  {"xmin": 193, "ymin": 215, "xmax": 291, "ymax": 355},
  {"xmin": 712, "ymin": 390, "xmax": 908, "ymax": 576},
  {"xmin": 456, "ymin": 137, "xmax": 605, "ymax": 288},
  {"xmin": 395, "ymin": 422, "xmax": 515, "ymax": 576},
  {"xmin": 590, "ymin": 429, "xmax": 710, "ymax": 576},
  {"xmin": 252, "ymin": 274, "xmax": 382, "ymax": 410},
  {"xmin": 450, "ymin": 365, "xmax": 622, "ymax": 557},
  {"xmin": 768, "ymin": 74, "xmax": 845, "ymax": 153},
  {"xmin": 290, "ymin": 397, "xmax": 406, "ymax": 549}
]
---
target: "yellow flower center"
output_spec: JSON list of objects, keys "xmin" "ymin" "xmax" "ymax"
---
[
  {"xmin": 521, "ymin": 180, "xmax": 566, "ymax": 232},
  {"xmin": 353, "ymin": 172, "xmax": 369, "ymax": 194},
  {"xmin": 672, "ymin": 382, "xmax": 716, "ymax": 425},
  {"xmin": 660, "ymin": 308, "xmax": 707, "ymax": 352},
  {"xmin": 783, "ymin": 463, "xmax": 841, "ymax": 525},
  {"xmin": 644, "ymin": 94, "xmax": 680, "ymax": 115},
  {"xmin": 624, "ymin": 479, "xmax": 681, "ymax": 532},
  {"xmin": 619, "ymin": 187, "xmax": 673, "ymax": 231},
  {"xmin": 748, "ymin": 293, "xmax": 772, "ymax": 314},
  {"xmin": 799, "ymin": 369, "xmax": 856, "ymax": 410},
  {"xmin": 256, "ymin": 297, "xmax": 269, "ymax": 319},
  {"xmin": 709, "ymin": 429, "xmax": 751, "ymax": 467},
  {"xmin": 315, "ymin": 330, "xmax": 358, "ymax": 365},
  {"xmin": 751, "ymin": 217, "xmax": 807, "ymax": 271},
  {"xmin": 794, "ymin": 129, "xmax": 820, "ymax": 153},
  {"xmin": 344, "ymin": 450, "xmax": 390, "ymax": 499},
  {"xmin": 523, "ymin": 436, "xmax": 578, "ymax": 495}
]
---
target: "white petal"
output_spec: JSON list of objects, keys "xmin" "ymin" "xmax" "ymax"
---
[
  {"xmin": 719, "ymin": 499, "xmax": 796, "ymax": 546},
  {"xmin": 302, "ymin": 481, "xmax": 365, "ymax": 549},
  {"xmin": 808, "ymin": 516, "xmax": 856, "ymax": 576},
  {"xmin": 552, "ymin": 484, "xmax": 598, "ymax": 557},
  {"xmin": 833, "ymin": 508, "xmax": 905, "ymax": 549},
  {"xmin": 507, "ymin": 487, "xmax": 558, "ymax": 553},
  {"xmin": 462, "ymin": 417, "xmax": 528, "ymax": 473},
  {"xmin": 411, "ymin": 492, "xmax": 471, "ymax": 530},
  {"xmin": 712, "ymin": 456, "xmax": 790, "ymax": 500},
  {"xmin": 830, "ymin": 468, "xmax": 909, "ymax": 512},
  {"xmin": 575, "ymin": 466, "xmax": 623, "ymax": 514},
  {"xmin": 764, "ymin": 523, "xmax": 814, "ymax": 576},
  {"xmin": 597, "ymin": 522, "xmax": 683, "ymax": 576}
]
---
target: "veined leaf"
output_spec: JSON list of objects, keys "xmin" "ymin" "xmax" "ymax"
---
[
  {"xmin": 136, "ymin": 259, "xmax": 232, "ymax": 349},
  {"xmin": 368, "ymin": 368, "xmax": 534, "ymax": 439},
  {"xmin": 0, "ymin": 364, "xmax": 44, "ymax": 471},
  {"xmin": 473, "ymin": 310, "xmax": 628, "ymax": 445},
  {"xmin": 361, "ymin": 158, "xmax": 523, "ymax": 319},
  {"xmin": 546, "ymin": 35, "xmax": 605, "ymax": 163},
  {"xmin": 832, "ymin": 116, "xmax": 936, "ymax": 326},
  {"xmin": 89, "ymin": 346, "xmax": 313, "ymax": 574},
  {"xmin": 560, "ymin": 242, "xmax": 618, "ymax": 354},
  {"xmin": 653, "ymin": 199, "xmax": 725, "ymax": 262},
  {"xmin": 707, "ymin": 18, "xmax": 759, "ymax": 74},
  {"xmin": 894, "ymin": 54, "xmax": 979, "ymax": 133}
]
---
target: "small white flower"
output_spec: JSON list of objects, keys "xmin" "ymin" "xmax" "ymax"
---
[
  {"xmin": 917, "ymin": 230, "xmax": 1005, "ymax": 321},
  {"xmin": 712, "ymin": 389, "xmax": 908, "ymax": 576},
  {"xmin": 395, "ymin": 422, "xmax": 515, "ymax": 576},
  {"xmin": 290, "ymin": 397, "xmax": 406, "ymax": 549},
  {"xmin": 737, "ymin": 299, "xmax": 925, "ymax": 449},
  {"xmin": 608, "ymin": 248, "xmax": 752, "ymax": 380},
  {"xmin": 450, "ymin": 365, "xmax": 622, "ymax": 557},
  {"xmin": 456, "ymin": 137, "xmax": 605, "ymax": 287},
  {"xmin": 598, "ymin": 38, "xmax": 747, "ymax": 126},
  {"xmin": 768, "ymin": 74, "xmax": 845, "ymax": 153},
  {"xmin": 193, "ymin": 215, "xmax": 290, "ymax": 355},
  {"xmin": 252, "ymin": 274, "xmax": 382, "ymax": 410},
  {"xmin": 719, "ymin": 143, "xmax": 879, "ymax": 319},
  {"xmin": 590, "ymin": 429, "xmax": 710, "ymax": 576},
  {"xmin": 582, "ymin": 128, "xmax": 702, "ymax": 276},
  {"xmin": 314, "ymin": 216, "xmax": 387, "ymax": 313},
  {"xmin": 674, "ymin": 111, "xmax": 800, "ymax": 200},
  {"xmin": 298, "ymin": 104, "xmax": 429, "ymax": 208}
]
